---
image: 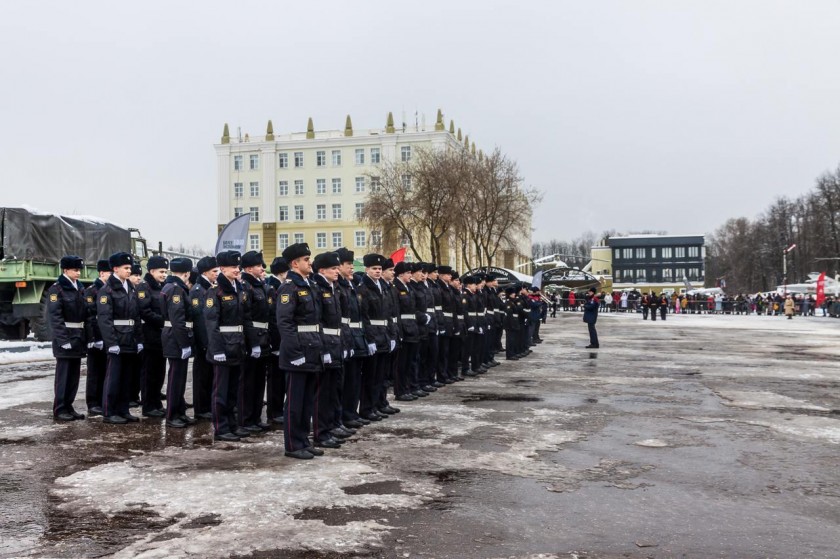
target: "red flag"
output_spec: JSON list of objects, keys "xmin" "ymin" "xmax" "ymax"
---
[
  {"xmin": 390, "ymin": 247, "xmax": 407, "ymax": 263},
  {"xmin": 816, "ymin": 272, "xmax": 826, "ymax": 307}
]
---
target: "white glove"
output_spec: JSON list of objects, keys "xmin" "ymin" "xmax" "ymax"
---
[
  {"xmin": 343, "ymin": 350, "xmax": 348, "ymax": 359},
  {"xmin": 251, "ymin": 346, "xmax": 261, "ymax": 359},
  {"xmin": 213, "ymin": 353, "xmax": 226, "ymax": 362},
  {"xmin": 467, "ymin": 326, "xmax": 475, "ymax": 332},
  {"xmin": 438, "ymin": 330, "xmax": 445, "ymax": 335},
  {"xmin": 424, "ymin": 314, "xmax": 431, "ymax": 325},
  {"xmin": 389, "ymin": 340, "xmax": 396, "ymax": 352},
  {"xmin": 367, "ymin": 342, "xmax": 377, "ymax": 354},
  {"xmin": 291, "ymin": 357, "xmax": 305, "ymax": 366},
  {"xmin": 487, "ymin": 325, "xmax": 491, "ymax": 331},
  {"xmin": 181, "ymin": 347, "xmax": 192, "ymax": 359},
  {"xmin": 272, "ymin": 350, "xmax": 280, "ymax": 356},
  {"xmin": 322, "ymin": 353, "xmax": 332, "ymax": 364},
  {"xmin": 61, "ymin": 343, "xmax": 72, "ymax": 350},
  {"xmin": 87, "ymin": 342, "xmax": 94, "ymax": 349},
  {"xmin": 349, "ymin": 349, "xmax": 354, "ymax": 358},
  {"xmin": 478, "ymin": 327, "xmax": 484, "ymax": 334},
  {"xmin": 108, "ymin": 345, "xmax": 120, "ymax": 354},
  {"xmin": 137, "ymin": 343, "xmax": 144, "ymax": 353},
  {"xmin": 94, "ymin": 340, "xmax": 103, "ymax": 350}
]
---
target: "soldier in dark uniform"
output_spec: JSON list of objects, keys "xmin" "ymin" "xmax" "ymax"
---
[
  {"xmin": 659, "ymin": 293, "xmax": 668, "ymax": 321},
  {"xmin": 239, "ymin": 251, "xmax": 271, "ymax": 433},
  {"xmin": 649, "ymin": 291, "xmax": 659, "ymax": 321},
  {"xmin": 311, "ymin": 251, "xmax": 347, "ymax": 448},
  {"xmin": 447, "ymin": 272, "xmax": 465, "ymax": 381},
  {"xmin": 482, "ymin": 274, "xmax": 501, "ymax": 368},
  {"xmin": 409, "ymin": 263, "xmax": 435, "ymax": 394},
  {"xmin": 205, "ymin": 250, "xmax": 251, "ymax": 442},
  {"xmin": 84, "ymin": 259, "xmax": 111, "ymax": 416},
  {"xmin": 425, "ymin": 264, "xmax": 444, "ymax": 387},
  {"xmin": 265, "ymin": 257, "xmax": 288, "ymax": 426},
  {"xmin": 641, "ymin": 293, "xmax": 651, "ymax": 320},
  {"xmin": 98, "ymin": 252, "xmax": 144, "ymax": 424},
  {"xmin": 393, "ymin": 261, "xmax": 419, "ymax": 400},
  {"xmin": 137, "ymin": 256, "xmax": 169, "ymax": 418},
  {"xmin": 504, "ymin": 286, "xmax": 521, "ymax": 360},
  {"xmin": 436, "ymin": 265, "xmax": 456, "ymax": 383},
  {"xmin": 460, "ymin": 275, "xmax": 479, "ymax": 376},
  {"xmin": 473, "ymin": 274, "xmax": 489, "ymax": 374},
  {"xmin": 583, "ymin": 287, "xmax": 600, "ymax": 348},
  {"xmin": 47, "ymin": 255, "xmax": 88, "ymax": 420},
  {"xmin": 161, "ymin": 257, "xmax": 195, "ymax": 428},
  {"xmin": 190, "ymin": 256, "xmax": 217, "ymax": 420},
  {"xmin": 517, "ymin": 284, "xmax": 532, "ymax": 358},
  {"xmin": 335, "ymin": 248, "xmax": 369, "ymax": 428},
  {"xmin": 127, "ymin": 262, "xmax": 144, "ymax": 407},
  {"xmin": 379, "ymin": 259, "xmax": 400, "ymax": 414},
  {"xmin": 357, "ymin": 254, "xmax": 393, "ymax": 421},
  {"xmin": 276, "ymin": 243, "xmax": 324, "ymax": 459}
]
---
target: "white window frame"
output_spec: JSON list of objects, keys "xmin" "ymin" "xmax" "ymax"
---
[
  {"xmin": 661, "ymin": 247, "xmax": 673, "ymax": 259},
  {"xmin": 294, "ymin": 205, "xmax": 304, "ymax": 221},
  {"xmin": 355, "ymin": 202, "xmax": 364, "ymax": 219},
  {"xmin": 355, "ymin": 177, "xmax": 365, "ymax": 193},
  {"xmin": 355, "ymin": 148, "xmax": 365, "ymax": 165},
  {"xmin": 249, "ymin": 234, "xmax": 260, "ymax": 251},
  {"xmin": 294, "ymin": 151, "xmax": 304, "ymax": 168},
  {"xmin": 316, "ymin": 178, "xmax": 326, "ymax": 195},
  {"xmin": 278, "ymin": 153, "xmax": 288, "ymax": 168},
  {"xmin": 278, "ymin": 205, "xmax": 289, "ymax": 221},
  {"xmin": 332, "ymin": 178, "xmax": 342, "ymax": 194},
  {"xmin": 635, "ymin": 248, "xmax": 646, "ymax": 259},
  {"xmin": 370, "ymin": 148, "xmax": 381, "ymax": 164},
  {"xmin": 249, "ymin": 182, "xmax": 259, "ymax": 197},
  {"xmin": 332, "ymin": 203, "xmax": 342, "ymax": 220},
  {"xmin": 234, "ymin": 207, "xmax": 243, "ymax": 218},
  {"xmin": 278, "ymin": 181, "xmax": 289, "ymax": 196},
  {"xmin": 278, "ymin": 233, "xmax": 289, "ymax": 249},
  {"xmin": 294, "ymin": 232, "xmax": 304, "ymax": 244},
  {"xmin": 234, "ymin": 155, "xmax": 243, "ymax": 171},
  {"xmin": 294, "ymin": 180, "xmax": 304, "ymax": 196},
  {"xmin": 234, "ymin": 182, "xmax": 243, "ymax": 197},
  {"xmin": 401, "ymin": 145, "xmax": 411, "ymax": 162},
  {"xmin": 354, "ymin": 230, "xmax": 366, "ymax": 247},
  {"xmin": 331, "ymin": 232, "xmax": 342, "ymax": 248},
  {"xmin": 316, "ymin": 204, "xmax": 326, "ymax": 221},
  {"xmin": 316, "ymin": 232, "xmax": 327, "ymax": 249},
  {"xmin": 688, "ymin": 246, "xmax": 700, "ymax": 258},
  {"xmin": 316, "ymin": 150, "xmax": 326, "ymax": 167},
  {"xmin": 249, "ymin": 154, "xmax": 259, "ymax": 170},
  {"xmin": 249, "ymin": 207, "xmax": 260, "ymax": 222},
  {"xmin": 331, "ymin": 149, "xmax": 342, "ymax": 166}
]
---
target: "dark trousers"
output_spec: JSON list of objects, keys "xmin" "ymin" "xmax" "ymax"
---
[
  {"xmin": 519, "ymin": 326, "xmax": 529, "ymax": 354},
  {"xmin": 506, "ymin": 329, "xmax": 518, "ymax": 359},
  {"xmin": 192, "ymin": 350, "xmax": 213, "ymax": 415},
  {"xmin": 460, "ymin": 333, "xmax": 472, "ymax": 373},
  {"xmin": 428, "ymin": 334, "xmax": 439, "ymax": 381},
  {"xmin": 103, "ymin": 353, "xmax": 138, "ymax": 417},
  {"xmin": 397, "ymin": 342, "xmax": 418, "ymax": 396},
  {"xmin": 166, "ymin": 358, "xmax": 189, "ymax": 420},
  {"xmin": 416, "ymin": 338, "xmax": 431, "ymax": 387},
  {"xmin": 85, "ymin": 348, "xmax": 107, "ymax": 409},
  {"xmin": 588, "ymin": 322, "xmax": 599, "ymax": 347},
  {"xmin": 284, "ymin": 369, "xmax": 316, "ymax": 451},
  {"xmin": 266, "ymin": 358, "xmax": 286, "ymax": 421},
  {"xmin": 469, "ymin": 332, "xmax": 483, "ymax": 371},
  {"xmin": 377, "ymin": 352, "xmax": 392, "ymax": 409},
  {"xmin": 650, "ymin": 308, "xmax": 657, "ymax": 321},
  {"xmin": 342, "ymin": 358, "xmax": 362, "ymax": 421},
  {"xmin": 533, "ymin": 320, "xmax": 542, "ymax": 341},
  {"xmin": 333, "ymin": 364, "xmax": 345, "ymax": 428},
  {"xmin": 129, "ymin": 353, "xmax": 142, "ymax": 404},
  {"xmin": 212, "ymin": 363, "xmax": 240, "ymax": 436},
  {"xmin": 495, "ymin": 324, "xmax": 504, "ymax": 352},
  {"xmin": 240, "ymin": 354, "xmax": 267, "ymax": 427},
  {"xmin": 315, "ymin": 367, "xmax": 340, "ymax": 441},
  {"xmin": 54, "ymin": 357, "xmax": 81, "ymax": 416},
  {"xmin": 642, "ymin": 307, "xmax": 649, "ymax": 319},
  {"xmin": 142, "ymin": 349, "xmax": 166, "ymax": 413},
  {"xmin": 482, "ymin": 327, "xmax": 492, "ymax": 364},
  {"xmin": 360, "ymin": 353, "xmax": 387, "ymax": 416},
  {"xmin": 437, "ymin": 336, "xmax": 451, "ymax": 381},
  {"xmin": 660, "ymin": 306, "xmax": 667, "ymax": 320},
  {"xmin": 448, "ymin": 335, "xmax": 462, "ymax": 377}
]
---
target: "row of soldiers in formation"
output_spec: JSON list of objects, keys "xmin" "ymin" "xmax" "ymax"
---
[{"xmin": 47, "ymin": 244, "xmax": 541, "ymax": 459}]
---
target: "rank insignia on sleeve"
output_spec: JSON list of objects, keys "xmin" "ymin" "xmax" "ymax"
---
[
  {"xmin": 172, "ymin": 295, "xmax": 181, "ymax": 304},
  {"xmin": 222, "ymin": 295, "xmax": 234, "ymax": 302},
  {"xmin": 138, "ymin": 291, "xmax": 146, "ymax": 299},
  {"xmin": 192, "ymin": 298, "xmax": 199, "ymax": 307},
  {"xmin": 49, "ymin": 294, "xmax": 58, "ymax": 302},
  {"xmin": 280, "ymin": 294, "xmax": 290, "ymax": 304},
  {"xmin": 86, "ymin": 296, "xmax": 93, "ymax": 303},
  {"xmin": 100, "ymin": 296, "xmax": 108, "ymax": 304},
  {"xmin": 206, "ymin": 298, "xmax": 214, "ymax": 308},
  {"xmin": 298, "ymin": 290, "xmax": 309, "ymax": 297}
]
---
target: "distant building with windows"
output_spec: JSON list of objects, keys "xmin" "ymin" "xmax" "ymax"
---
[
  {"xmin": 589, "ymin": 234, "xmax": 705, "ymax": 293},
  {"xmin": 213, "ymin": 111, "xmax": 530, "ymax": 268}
]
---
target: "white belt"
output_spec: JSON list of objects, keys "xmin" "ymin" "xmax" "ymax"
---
[
  {"xmin": 322, "ymin": 327, "xmax": 341, "ymax": 336},
  {"xmin": 495, "ymin": 309, "xmax": 503, "ymax": 314},
  {"xmin": 468, "ymin": 312, "xmax": 479, "ymax": 317},
  {"xmin": 368, "ymin": 319, "xmax": 387, "ymax": 326},
  {"xmin": 511, "ymin": 313, "xmax": 519, "ymax": 317},
  {"xmin": 442, "ymin": 312, "xmax": 453, "ymax": 318},
  {"xmin": 64, "ymin": 322, "xmax": 84, "ymax": 328},
  {"xmin": 349, "ymin": 321, "xmax": 362, "ymax": 328},
  {"xmin": 434, "ymin": 306, "xmax": 442, "ymax": 311},
  {"xmin": 219, "ymin": 325, "xmax": 243, "ymax": 333},
  {"xmin": 457, "ymin": 315, "xmax": 465, "ymax": 320},
  {"xmin": 400, "ymin": 314, "xmax": 416, "ymax": 320},
  {"xmin": 114, "ymin": 319, "xmax": 135, "ymax": 326},
  {"xmin": 341, "ymin": 317, "xmax": 351, "ymax": 324},
  {"xmin": 250, "ymin": 321, "xmax": 268, "ymax": 329},
  {"xmin": 164, "ymin": 321, "xmax": 193, "ymax": 328},
  {"xmin": 390, "ymin": 317, "xmax": 398, "ymax": 323},
  {"xmin": 297, "ymin": 325, "xmax": 320, "ymax": 333}
]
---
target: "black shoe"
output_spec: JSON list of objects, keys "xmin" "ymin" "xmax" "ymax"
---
[
  {"xmin": 413, "ymin": 390, "xmax": 430, "ymax": 397},
  {"xmin": 452, "ymin": 375, "xmax": 465, "ymax": 381},
  {"xmin": 355, "ymin": 417, "xmax": 371, "ymax": 425},
  {"xmin": 233, "ymin": 428, "xmax": 251, "ymax": 437},
  {"xmin": 330, "ymin": 428, "xmax": 351, "ymax": 439},
  {"xmin": 314, "ymin": 438, "xmax": 341, "ymax": 448},
  {"xmin": 103, "ymin": 414, "xmax": 128, "ymax": 424},
  {"xmin": 490, "ymin": 360, "xmax": 500, "ymax": 366},
  {"xmin": 339, "ymin": 425, "xmax": 357, "ymax": 435},
  {"xmin": 143, "ymin": 409, "xmax": 165, "ymax": 418},
  {"xmin": 54, "ymin": 412, "xmax": 75, "ymax": 421},
  {"xmin": 379, "ymin": 406, "xmax": 400, "ymax": 414},
  {"xmin": 465, "ymin": 370, "xmax": 478, "ymax": 377},
  {"xmin": 432, "ymin": 381, "xmax": 445, "ymax": 388},
  {"xmin": 128, "ymin": 400, "xmax": 141, "ymax": 408},
  {"xmin": 69, "ymin": 410, "xmax": 86, "ymax": 420},
  {"xmin": 88, "ymin": 406, "xmax": 104, "ymax": 417},
  {"xmin": 363, "ymin": 413, "xmax": 382, "ymax": 422},
  {"xmin": 122, "ymin": 413, "xmax": 140, "ymax": 422},
  {"xmin": 476, "ymin": 367, "xmax": 488, "ymax": 374},
  {"xmin": 442, "ymin": 378, "xmax": 455, "ymax": 384},
  {"xmin": 244, "ymin": 425, "xmax": 263, "ymax": 433},
  {"xmin": 344, "ymin": 419, "xmax": 364, "ymax": 428},
  {"xmin": 215, "ymin": 432, "xmax": 240, "ymax": 442},
  {"xmin": 256, "ymin": 422, "xmax": 271, "ymax": 430},
  {"xmin": 166, "ymin": 418, "xmax": 187, "ymax": 429},
  {"xmin": 507, "ymin": 357, "xmax": 519, "ymax": 361},
  {"xmin": 271, "ymin": 416, "xmax": 285, "ymax": 425},
  {"xmin": 396, "ymin": 394, "xmax": 417, "ymax": 401},
  {"xmin": 179, "ymin": 415, "xmax": 197, "ymax": 425},
  {"xmin": 305, "ymin": 446, "xmax": 325, "ymax": 456},
  {"xmin": 422, "ymin": 385, "xmax": 437, "ymax": 392},
  {"xmin": 197, "ymin": 412, "xmax": 213, "ymax": 420},
  {"xmin": 285, "ymin": 449, "xmax": 314, "ymax": 460},
  {"xmin": 585, "ymin": 344, "xmax": 600, "ymax": 349}
]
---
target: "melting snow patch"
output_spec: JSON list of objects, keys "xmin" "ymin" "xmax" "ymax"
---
[
  {"xmin": 633, "ymin": 439, "xmax": 669, "ymax": 448},
  {"xmin": 716, "ymin": 390, "xmax": 830, "ymax": 412}
]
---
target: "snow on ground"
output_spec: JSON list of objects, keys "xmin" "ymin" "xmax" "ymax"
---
[
  {"xmin": 0, "ymin": 347, "xmax": 54, "ymax": 366},
  {"xmin": 0, "ymin": 374, "xmax": 54, "ymax": 411}
]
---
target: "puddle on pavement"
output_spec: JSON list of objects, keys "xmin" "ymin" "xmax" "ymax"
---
[
  {"xmin": 342, "ymin": 480, "xmax": 406, "ymax": 495},
  {"xmin": 461, "ymin": 393, "xmax": 542, "ymax": 403},
  {"xmin": 293, "ymin": 505, "xmax": 391, "ymax": 526}
]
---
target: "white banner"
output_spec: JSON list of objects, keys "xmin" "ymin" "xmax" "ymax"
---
[{"xmin": 214, "ymin": 214, "xmax": 250, "ymax": 255}]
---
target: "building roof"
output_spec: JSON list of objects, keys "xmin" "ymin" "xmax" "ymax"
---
[{"xmin": 608, "ymin": 235, "xmax": 704, "ymax": 248}]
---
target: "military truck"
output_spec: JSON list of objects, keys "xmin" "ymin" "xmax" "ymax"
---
[{"xmin": 0, "ymin": 207, "xmax": 150, "ymax": 341}]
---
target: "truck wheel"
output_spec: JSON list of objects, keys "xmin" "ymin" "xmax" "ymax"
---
[
  {"xmin": 0, "ymin": 321, "xmax": 30, "ymax": 340},
  {"xmin": 30, "ymin": 294, "xmax": 52, "ymax": 342}
]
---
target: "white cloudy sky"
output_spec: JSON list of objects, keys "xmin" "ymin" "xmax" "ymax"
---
[{"xmin": 2, "ymin": 1, "xmax": 839, "ymax": 251}]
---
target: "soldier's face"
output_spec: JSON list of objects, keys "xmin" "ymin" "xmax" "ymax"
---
[
  {"xmin": 129, "ymin": 274, "xmax": 142, "ymax": 285},
  {"xmin": 113, "ymin": 265, "xmax": 131, "ymax": 281},
  {"xmin": 411, "ymin": 271, "xmax": 424, "ymax": 282},
  {"xmin": 150, "ymin": 268, "xmax": 168, "ymax": 283},
  {"xmin": 451, "ymin": 279, "xmax": 461, "ymax": 290},
  {"xmin": 440, "ymin": 273, "xmax": 452, "ymax": 283},
  {"xmin": 220, "ymin": 265, "xmax": 240, "ymax": 282},
  {"xmin": 428, "ymin": 271, "xmax": 438, "ymax": 281},
  {"xmin": 320, "ymin": 265, "xmax": 339, "ymax": 282},
  {"xmin": 367, "ymin": 266, "xmax": 382, "ymax": 280},
  {"xmin": 244, "ymin": 265, "xmax": 266, "ymax": 279},
  {"xmin": 293, "ymin": 256, "xmax": 312, "ymax": 276},
  {"xmin": 382, "ymin": 269, "xmax": 394, "ymax": 281},
  {"xmin": 64, "ymin": 268, "xmax": 81, "ymax": 281},
  {"xmin": 205, "ymin": 268, "xmax": 220, "ymax": 283},
  {"xmin": 339, "ymin": 261, "xmax": 354, "ymax": 278},
  {"xmin": 99, "ymin": 271, "xmax": 112, "ymax": 281}
]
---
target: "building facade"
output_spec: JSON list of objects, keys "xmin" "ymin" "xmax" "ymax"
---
[
  {"xmin": 594, "ymin": 234, "xmax": 706, "ymax": 293},
  {"xmin": 214, "ymin": 112, "xmax": 529, "ymax": 268}
]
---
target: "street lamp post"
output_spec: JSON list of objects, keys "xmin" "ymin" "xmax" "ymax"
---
[{"xmin": 783, "ymin": 244, "xmax": 796, "ymax": 296}]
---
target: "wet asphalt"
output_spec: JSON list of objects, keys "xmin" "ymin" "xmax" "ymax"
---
[{"xmin": 1, "ymin": 312, "xmax": 839, "ymax": 558}]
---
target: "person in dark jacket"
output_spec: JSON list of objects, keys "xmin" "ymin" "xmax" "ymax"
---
[
  {"xmin": 393, "ymin": 261, "xmax": 420, "ymax": 400},
  {"xmin": 98, "ymin": 252, "xmax": 144, "ymax": 424},
  {"xmin": 436, "ymin": 265, "xmax": 456, "ymax": 383},
  {"xmin": 583, "ymin": 287, "xmax": 599, "ymax": 348},
  {"xmin": 357, "ymin": 254, "xmax": 393, "ymax": 421},
  {"xmin": 47, "ymin": 255, "xmax": 89, "ymax": 420},
  {"xmin": 126, "ymin": 262, "xmax": 144, "ymax": 406},
  {"xmin": 190, "ymin": 256, "xmax": 218, "ymax": 420},
  {"xmin": 649, "ymin": 291, "xmax": 659, "ymax": 322},
  {"xmin": 447, "ymin": 272, "xmax": 465, "ymax": 381},
  {"xmin": 137, "ymin": 256, "xmax": 169, "ymax": 417},
  {"xmin": 504, "ymin": 286, "xmax": 521, "ymax": 360},
  {"xmin": 335, "ymin": 248, "xmax": 368, "ymax": 428},
  {"xmin": 379, "ymin": 259, "xmax": 400, "ymax": 414},
  {"xmin": 83, "ymin": 259, "xmax": 111, "ymax": 416},
  {"xmin": 265, "ymin": 256, "xmax": 288, "ymax": 425},
  {"xmin": 161, "ymin": 258, "xmax": 194, "ymax": 428},
  {"xmin": 461, "ymin": 275, "xmax": 482, "ymax": 376},
  {"xmin": 409, "ymin": 263, "xmax": 435, "ymax": 394},
  {"xmin": 205, "ymin": 250, "xmax": 251, "ymax": 442},
  {"xmin": 276, "ymin": 243, "xmax": 323, "ymax": 459},
  {"xmin": 239, "ymin": 251, "xmax": 271, "ymax": 433}
]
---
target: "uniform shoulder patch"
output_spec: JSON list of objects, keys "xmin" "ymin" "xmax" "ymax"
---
[
  {"xmin": 138, "ymin": 291, "xmax": 146, "ymax": 299},
  {"xmin": 86, "ymin": 296, "xmax": 93, "ymax": 303},
  {"xmin": 192, "ymin": 298, "xmax": 199, "ymax": 307},
  {"xmin": 49, "ymin": 293, "xmax": 58, "ymax": 302},
  {"xmin": 206, "ymin": 298, "xmax": 214, "ymax": 308},
  {"xmin": 222, "ymin": 295, "xmax": 234, "ymax": 302},
  {"xmin": 400, "ymin": 291, "xmax": 408, "ymax": 296},
  {"xmin": 298, "ymin": 290, "xmax": 309, "ymax": 297},
  {"xmin": 268, "ymin": 297, "xmax": 273, "ymax": 305},
  {"xmin": 100, "ymin": 295, "xmax": 108, "ymax": 304},
  {"xmin": 323, "ymin": 292, "xmax": 331, "ymax": 298},
  {"xmin": 280, "ymin": 294, "xmax": 290, "ymax": 304},
  {"xmin": 172, "ymin": 295, "xmax": 181, "ymax": 304}
]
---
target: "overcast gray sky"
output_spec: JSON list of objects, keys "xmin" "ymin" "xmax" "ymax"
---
[{"xmin": 2, "ymin": 1, "xmax": 839, "ymax": 252}]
